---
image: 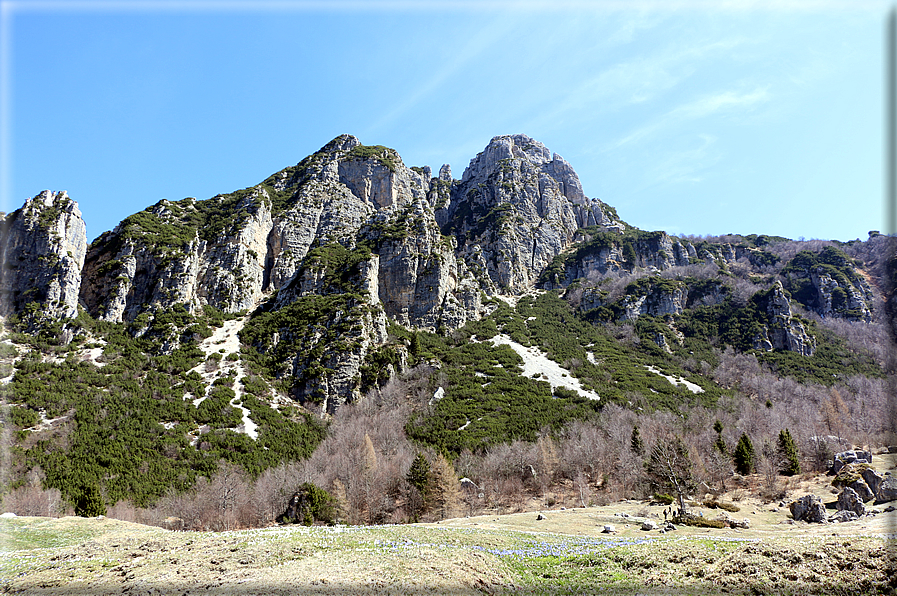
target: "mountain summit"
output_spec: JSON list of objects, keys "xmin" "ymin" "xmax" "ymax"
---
[{"xmin": 0, "ymin": 134, "xmax": 881, "ymax": 413}]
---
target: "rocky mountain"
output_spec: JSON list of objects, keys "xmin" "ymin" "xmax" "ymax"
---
[
  {"xmin": 1, "ymin": 134, "xmax": 885, "ymax": 412},
  {"xmin": 2, "ymin": 133, "xmax": 892, "ymax": 520}
]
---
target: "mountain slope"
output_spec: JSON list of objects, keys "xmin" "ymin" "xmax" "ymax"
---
[{"xmin": 0, "ymin": 133, "xmax": 892, "ymax": 519}]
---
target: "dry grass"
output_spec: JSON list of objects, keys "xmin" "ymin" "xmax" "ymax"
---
[{"xmin": 1, "ymin": 456, "xmax": 895, "ymax": 595}]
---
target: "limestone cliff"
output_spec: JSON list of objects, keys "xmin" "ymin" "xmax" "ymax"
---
[
  {"xmin": 751, "ymin": 281, "xmax": 816, "ymax": 356},
  {"xmin": 444, "ymin": 134, "xmax": 623, "ymax": 293},
  {"xmin": 0, "ymin": 191, "xmax": 86, "ymax": 321},
  {"xmin": 781, "ymin": 247, "xmax": 874, "ymax": 322},
  {"xmin": 7, "ymin": 133, "xmax": 874, "ymax": 410}
]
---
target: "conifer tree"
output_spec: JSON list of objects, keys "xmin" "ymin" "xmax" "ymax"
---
[
  {"xmin": 74, "ymin": 483, "xmax": 106, "ymax": 518},
  {"xmin": 777, "ymin": 429, "xmax": 801, "ymax": 476},
  {"xmin": 429, "ymin": 454, "xmax": 461, "ymax": 520},
  {"xmin": 713, "ymin": 421, "xmax": 728, "ymax": 455},
  {"xmin": 406, "ymin": 453, "xmax": 431, "ymax": 498},
  {"xmin": 630, "ymin": 426, "xmax": 644, "ymax": 457},
  {"xmin": 733, "ymin": 433, "xmax": 755, "ymax": 475}
]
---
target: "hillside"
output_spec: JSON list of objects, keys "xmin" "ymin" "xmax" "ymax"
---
[{"xmin": 0, "ymin": 133, "xmax": 894, "ymax": 532}]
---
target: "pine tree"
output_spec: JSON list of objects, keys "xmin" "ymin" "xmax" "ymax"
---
[
  {"xmin": 630, "ymin": 426, "xmax": 644, "ymax": 456},
  {"xmin": 74, "ymin": 483, "xmax": 106, "ymax": 518},
  {"xmin": 777, "ymin": 429, "xmax": 801, "ymax": 476},
  {"xmin": 713, "ymin": 421, "xmax": 728, "ymax": 455},
  {"xmin": 406, "ymin": 453, "xmax": 431, "ymax": 498},
  {"xmin": 733, "ymin": 433, "xmax": 755, "ymax": 475}
]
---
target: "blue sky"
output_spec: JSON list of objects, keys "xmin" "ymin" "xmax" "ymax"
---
[{"xmin": 1, "ymin": 1, "xmax": 891, "ymax": 242}]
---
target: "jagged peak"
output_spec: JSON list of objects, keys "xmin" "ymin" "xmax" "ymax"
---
[{"xmin": 320, "ymin": 134, "xmax": 361, "ymax": 153}]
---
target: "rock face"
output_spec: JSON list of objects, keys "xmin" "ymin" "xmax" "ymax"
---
[
  {"xmin": 860, "ymin": 467, "xmax": 884, "ymax": 497},
  {"xmin": 0, "ymin": 191, "xmax": 87, "ymax": 320},
  {"xmin": 876, "ymin": 477, "xmax": 897, "ymax": 503},
  {"xmin": 790, "ymin": 495, "xmax": 828, "ymax": 523},
  {"xmin": 782, "ymin": 247, "xmax": 874, "ymax": 321},
  {"xmin": 4, "ymin": 133, "xmax": 864, "ymax": 411},
  {"xmin": 751, "ymin": 281, "xmax": 816, "ymax": 356},
  {"xmin": 443, "ymin": 135, "xmax": 622, "ymax": 293}
]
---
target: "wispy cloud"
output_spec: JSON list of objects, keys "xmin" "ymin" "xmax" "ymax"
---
[
  {"xmin": 671, "ymin": 87, "xmax": 770, "ymax": 119},
  {"xmin": 522, "ymin": 34, "xmax": 750, "ymax": 135},
  {"xmin": 364, "ymin": 13, "xmax": 519, "ymax": 136},
  {"xmin": 610, "ymin": 86, "xmax": 770, "ymax": 149},
  {"xmin": 650, "ymin": 133, "xmax": 719, "ymax": 184}
]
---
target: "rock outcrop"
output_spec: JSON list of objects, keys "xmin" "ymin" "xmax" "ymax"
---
[
  {"xmin": 782, "ymin": 247, "xmax": 874, "ymax": 322},
  {"xmin": 829, "ymin": 450, "xmax": 873, "ymax": 475},
  {"xmin": 751, "ymin": 281, "xmax": 816, "ymax": 356},
  {"xmin": 444, "ymin": 134, "xmax": 622, "ymax": 293},
  {"xmin": 0, "ymin": 191, "xmax": 87, "ymax": 320},
  {"xmin": 836, "ymin": 486, "xmax": 865, "ymax": 516},
  {"xmin": 875, "ymin": 476, "xmax": 897, "ymax": 503}
]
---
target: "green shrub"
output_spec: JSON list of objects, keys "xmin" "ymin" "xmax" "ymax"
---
[
  {"xmin": 653, "ymin": 493, "xmax": 675, "ymax": 505},
  {"xmin": 278, "ymin": 482, "xmax": 338, "ymax": 525},
  {"xmin": 73, "ymin": 484, "xmax": 106, "ymax": 518},
  {"xmin": 674, "ymin": 515, "xmax": 726, "ymax": 529}
]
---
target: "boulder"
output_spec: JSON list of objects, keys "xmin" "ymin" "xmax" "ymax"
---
[
  {"xmin": 601, "ymin": 524, "xmax": 616, "ymax": 533},
  {"xmin": 830, "ymin": 450, "xmax": 872, "ymax": 475},
  {"xmin": 860, "ymin": 468, "xmax": 884, "ymax": 496},
  {"xmin": 715, "ymin": 513, "xmax": 750, "ymax": 529},
  {"xmin": 829, "ymin": 510, "xmax": 859, "ymax": 523},
  {"xmin": 641, "ymin": 520, "xmax": 658, "ymax": 530},
  {"xmin": 875, "ymin": 477, "xmax": 897, "ymax": 504},
  {"xmin": 847, "ymin": 480, "xmax": 875, "ymax": 503},
  {"xmin": 836, "ymin": 486, "xmax": 865, "ymax": 516},
  {"xmin": 789, "ymin": 495, "xmax": 828, "ymax": 523}
]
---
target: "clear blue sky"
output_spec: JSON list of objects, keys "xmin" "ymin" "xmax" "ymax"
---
[{"xmin": 1, "ymin": 1, "xmax": 891, "ymax": 243}]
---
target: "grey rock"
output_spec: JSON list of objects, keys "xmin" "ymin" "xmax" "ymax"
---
[
  {"xmin": 640, "ymin": 520, "xmax": 658, "ymax": 530},
  {"xmin": 836, "ymin": 486, "xmax": 865, "ymax": 516},
  {"xmin": 830, "ymin": 450, "xmax": 872, "ymax": 475},
  {"xmin": 875, "ymin": 477, "xmax": 897, "ymax": 503},
  {"xmin": 847, "ymin": 480, "xmax": 875, "ymax": 503},
  {"xmin": 0, "ymin": 191, "xmax": 87, "ymax": 320},
  {"xmin": 601, "ymin": 524, "xmax": 616, "ymax": 533},
  {"xmin": 752, "ymin": 281, "xmax": 816, "ymax": 356},
  {"xmin": 789, "ymin": 495, "xmax": 828, "ymax": 523},
  {"xmin": 829, "ymin": 510, "xmax": 859, "ymax": 523},
  {"xmin": 447, "ymin": 134, "xmax": 612, "ymax": 294}
]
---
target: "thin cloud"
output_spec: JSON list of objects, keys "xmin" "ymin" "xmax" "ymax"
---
[
  {"xmin": 524, "ymin": 34, "xmax": 750, "ymax": 134},
  {"xmin": 650, "ymin": 133, "xmax": 719, "ymax": 184},
  {"xmin": 671, "ymin": 87, "xmax": 771, "ymax": 119},
  {"xmin": 364, "ymin": 14, "xmax": 520, "ymax": 135},
  {"xmin": 610, "ymin": 86, "xmax": 770, "ymax": 149}
]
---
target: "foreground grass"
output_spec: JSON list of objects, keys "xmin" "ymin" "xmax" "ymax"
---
[{"xmin": 0, "ymin": 516, "xmax": 894, "ymax": 595}]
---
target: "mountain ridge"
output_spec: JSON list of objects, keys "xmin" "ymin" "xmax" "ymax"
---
[{"xmin": 0, "ymin": 133, "xmax": 884, "ymax": 412}]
